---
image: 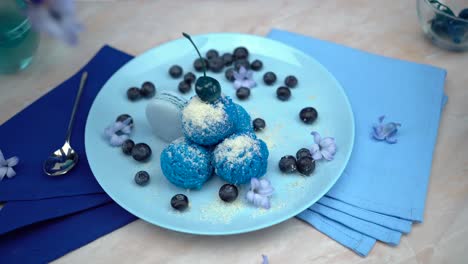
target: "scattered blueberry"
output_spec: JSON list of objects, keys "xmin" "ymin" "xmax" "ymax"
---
[
  {"xmin": 299, "ymin": 107, "xmax": 318, "ymax": 124},
  {"xmin": 296, "ymin": 156, "xmax": 315, "ymax": 176},
  {"xmin": 253, "ymin": 118, "xmax": 266, "ymax": 132},
  {"xmin": 131, "ymin": 143, "xmax": 152, "ymax": 162},
  {"xmin": 121, "ymin": 139, "xmax": 135, "ymax": 155},
  {"xmin": 263, "ymin": 72, "xmax": 277, "ymax": 85},
  {"xmin": 250, "ymin": 59, "xmax": 263, "ymax": 71},
  {"xmin": 219, "ymin": 184, "xmax": 239, "ymax": 202},
  {"xmin": 171, "ymin": 194, "xmax": 189, "ymax": 211},
  {"xmin": 116, "ymin": 114, "xmax": 134, "ymax": 128},
  {"xmin": 296, "ymin": 148, "xmax": 312, "ymax": 160},
  {"xmin": 459, "ymin": 8, "xmax": 468, "ymax": 19},
  {"xmin": 233, "ymin": 46, "xmax": 249, "ymax": 60},
  {"xmin": 236, "ymin": 87, "xmax": 250, "ymax": 100},
  {"xmin": 127, "ymin": 87, "xmax": 141, "ymax": 101},
  {"xmin": 183, "ymin": 72, "xmax": 196, "ymax": 84},
  {"xmin": 225, "ymin": 68, "xmax": 235, "ymax": 82},
  {"xmin": 208, "ymin": 57, "xmax": 224, "ymax": 73},
  {"xmin": 234, "ymin": 59, "xmax": 250, "ymax": 71},
  {"xmin": 140, "ymin": 81, "xmax": 156, "ymax": 98},
  {"xmin": 134, "ymin": 171, "xmax": 150, "ymax": 186},
  {"xmin": 169, "ymin": 65, "xmax": 183, "ymax": 78},
  {"xmin": 221, "ymin": 53, "xmax": 234, "ymax": 66},
  {"xmin": 206, "ymin": 49, "xmax": 219, "ymax": 60},
  {"xmin": 193, "ymin": 58, "xmax": 208, "ymax": 72},
  {"xmin": 276, "ymin": 86, "xmax": 291, "ymax": 101},
  {"xmin": 447, "ymin": 20, "xmax": 466, "ymax": 44},
  {"xmin": 178, "ymin": 81, "xmax": 191, "ymax": 94},
  {"xmin": 279, "ymin": 155, "xmax": 297, "ymax": 173},
  {"xmin": 285, "ymin": 75, "xmax": 298, "ymax": 88}
]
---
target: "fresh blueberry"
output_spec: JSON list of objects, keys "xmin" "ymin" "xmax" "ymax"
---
[
  {"xmin": 285, "ymin": 75, "xmax": 298, "ymax": 88},
  {"xmin": 459, "ymin": 8, "xmax": 468, "ymax": 19},
  {"xmin": 127, "ymin": 87, "xmax": 141, "ymax": 101},
  {"xmin": 206, "ymin": 49, "xmax": 219, "ymax": 60},
  {"xmin": 169, "ymin": 65, "xmax": 183, "ymax": 78},
  {"xmin": 219, "ymin": 184, "xmax": 239, "ymax": 202},
  {"xmin": 222, "ymin": 53, "xmax": 234, "ymax": 66},
  {"xmin": 183, "ymin": 72, "xmax": 196, "ymax": 84},
  {"xmin": 131, "ymin": 143, "xmax": 152, "ymax": 162},
  {"xmin": 233, "ymin": 46, "xmax": 249, "ymax": 60},
  {"xmin": 250, "ymin": 59, "xmax": 263, "ymax": 71},
  {"xmin": 296, "ymin": 156, "xmax": 315, "ymax": 176},
  {"xmin": 225, "ymin": 68, "xmax": 235, "ymax": 82},
  {"xmin": 116, "ymin": 114, "xmax": 134, "ymax": 128},
  {"xmin": 193, "ymin": 58, "xmax": 208, "ymax": 72},
  {"xmin": 253, "ymin": 118, "xmax": 266, "ymax": 132},
  {"xmin": 279, "ymin": 155, "xmax": 297, "ymax": 173},
  {"xmin": 263, "ymin": 72, "xmax": 277, "ymax": 85},
  {"xmin": 121, "ymin": 139, "xmax": 135, "ymax": 155},
  {"xmin": 140, "ymin": 81, "xmax": 156, "ymax": 98},
  {"xmin": 134, "ymin": 171, "xmax": 150, "ymax": 186},
  {"xmin": 296, "ymin": 148, "xmax": 312, "ymax": 160},
  {"xmin": 234, "ymin": 59, "xmax": 250, "ymax": 71},
  {"xmin": 208, "ymin": 57, "xmax": 224, "ymax": 73},
  {"xmin": 276, "ymin": 86, "xmax": 291, "ymax": 101},
  {"xmin": 447, "ymin": 20, "xmax": 466, "ymax": 44},
  {"xmin": 178, "ymin": 81, "xmax": 191, "ymax": 94},
  {"xmin": 236, "ymin": 87, "xmax": 250, "ymax": 100},
  {"xmin": 431, "ymin": 15, "xmax": 449, "ymax": 36},
  {"xmin": 171, "ymin": 194, "xmax": 189, "ymax": 211},
  {"xmin": 299, "ymin": 107, "xmax": 318, "ymax": 124}
]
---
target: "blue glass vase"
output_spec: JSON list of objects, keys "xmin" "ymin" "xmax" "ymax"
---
[{"xmin": 0, "ymin": 0, "xmax": 39, "ymax": 74}]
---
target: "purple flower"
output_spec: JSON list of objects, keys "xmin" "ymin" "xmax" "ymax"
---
[
  {"xmin": 27, "ymin": 0, "xmax": 82, "ymax": 45},
  {"xmin": 371, "ymin": 115, "xmax": 401, "ymax": 144},
  {"xmin": 262, "ymin": 255, "xmax": 269, "ymax": 264},
  {"xmin": 246, "ymin": 178, "xmax": 274, "ymax": 209},
  {"xmin": 310, "ymin": 131, "xmax": 337, "ymax": 161},
  {"xmin": 233, "ymin": 66, "xmax": 256, "ymax": 89},
  {"xmin": 0, "ymin": 150, "xmax": 19, "ymax": 181},
  {"xmin": 104, "ymin": 118, "xmax": 133, "ymax": 147}
]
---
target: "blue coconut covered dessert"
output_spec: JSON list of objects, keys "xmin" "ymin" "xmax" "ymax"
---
[
  {"xmin": 160, "ymin": 138, "xmax": 213, "ymax": 189},
  {"xmin": 181, "ymin": 95, "xmax": 238, "ymax": 146},
  {"xmin": 213, "ymin": 132, "xmax": 269, "ymax": 184},
  {"xmin": 234, "ymin": 103, "xmax": 253, "ymax": 133}
]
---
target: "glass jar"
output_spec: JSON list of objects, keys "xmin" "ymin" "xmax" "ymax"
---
[{"xmin": 0, "ymin": 0, "xmax": 40, "ymax": 74}]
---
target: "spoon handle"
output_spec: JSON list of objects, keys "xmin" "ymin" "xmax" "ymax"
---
[{"xmin": 65, "ymin": 71, "xmax": 88, "ymax": 143}]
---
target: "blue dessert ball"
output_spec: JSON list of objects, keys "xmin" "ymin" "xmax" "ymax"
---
[
  {"xmin": 234, "ymin": 103, "xmax": 253, "ymax": 133},
  {"xmin": 182, "ymin": 95, "xmax": 238, "ymax": 146},
  {"xmin": 213, "ymin": 133, "xmax": 269, "ymax": 184},
  {"xmin": 160, "ymin": 138, "xmax": 213, "ymax": 189}
]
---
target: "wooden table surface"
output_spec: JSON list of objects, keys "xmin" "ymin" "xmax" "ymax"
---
[{"xmin": 1, "ymin": 1, "xmax": 467, "ymax": 263}]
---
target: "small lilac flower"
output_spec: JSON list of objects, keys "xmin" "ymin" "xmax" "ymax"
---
[
  {"xmin": 262, "ymin": 255, "xmax": 269, "ymax": 264},
  {"xmin": 310, "ymin": 131, "xmax": 337, "ymax": 161},
  {"xmin": 104, "ymin": 118, "xmax": 133, "ymax": 147},
  {"xmin": 0, "ymin": 150, "xmax": 19, "ymax": 181},
  {"xmin": 233, "ymin": 66, "xmax": 256, "ymax": 89},
  {"xmin": 371, "ymin": 115, "xmax": 401, "ymax": 144},
  {"xmin": 27, "ymin": 0, "xmax": 82, "ymax": 45},
  {"xmin": 246, "ymin": 178, "xmax": 274, "ymax": 209}
]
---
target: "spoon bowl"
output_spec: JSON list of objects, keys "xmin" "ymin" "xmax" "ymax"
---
[{"xmin": 43, "ymin": 142, "xmax": 79, "ymax": 176}]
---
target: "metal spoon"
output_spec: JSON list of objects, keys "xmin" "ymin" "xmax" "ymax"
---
[{"xmin": 44, "ymin": 71, "xmax": 88, "ymax": 176}]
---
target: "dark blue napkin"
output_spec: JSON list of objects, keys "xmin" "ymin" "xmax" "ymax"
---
[{"xmin": 0, "ymin": 45, "xmax": 133, "ymax": 201}]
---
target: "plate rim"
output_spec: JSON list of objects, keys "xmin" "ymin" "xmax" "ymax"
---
[{"xmin": 85, "ymin": 32, "xmax": 355, "ymax": 235}]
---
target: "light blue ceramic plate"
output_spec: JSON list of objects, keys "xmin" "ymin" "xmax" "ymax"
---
[{"xmin": 85, "ymin": 33, "xmax": 354, "ymax": 235}]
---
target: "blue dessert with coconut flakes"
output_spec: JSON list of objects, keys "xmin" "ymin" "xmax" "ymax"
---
[
  {"xmin": 234, "ymin": 103, "xmax": 254, "ymax": 133},
  {"xmin": 181, "ymin": 95, "xmax": 238, "ymax": 146},
  {"xmin": 160, "ymin": 137, "xmax": 213, "ymax": 189},
  {"xmin": 213, "ymin": 132, "xmax": 269, "ymax": 184}
]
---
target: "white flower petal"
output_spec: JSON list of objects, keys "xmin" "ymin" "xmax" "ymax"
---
[
  {"xmin": 6, "ymin": 168, "xmax": 16, "ymax": 178},
  {"xmin": 7, "ymin": 156, "xmax": 19, "ymax": 167},
  {"xmin": 0, "ymin": 167, "xmax": 7, "ymax": 178}
]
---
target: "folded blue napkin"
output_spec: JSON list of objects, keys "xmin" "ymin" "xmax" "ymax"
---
[
  {"xmin": 268, "ymin": 29, "xmax": 446, "ymax": 255},
  {"xmin": 0, "ymin": 45, "xmax": 133, "ymax": 201}
]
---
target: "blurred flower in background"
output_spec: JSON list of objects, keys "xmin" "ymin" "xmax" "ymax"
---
[{"xmin": 26, "ymin": 0, "xmax": 82, "ymax": 45}]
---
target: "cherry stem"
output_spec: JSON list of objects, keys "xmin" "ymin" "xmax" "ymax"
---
[{"xmin": 182, "ymin": 32, "xmax": 206, "ymax": 77}]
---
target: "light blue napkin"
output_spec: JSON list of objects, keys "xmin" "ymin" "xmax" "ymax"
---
[{"xmin": 267, "ymin": 29, "xmax": 446, "ymax": 255}]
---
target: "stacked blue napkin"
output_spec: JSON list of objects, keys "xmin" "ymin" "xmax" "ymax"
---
[
  {"xmin": 0, "ymin": 30, "xmax": 447, "ymax": 262},
  {"xmin": 267, "ymin": 29, "xmax": 446, "ymax": 256}
]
